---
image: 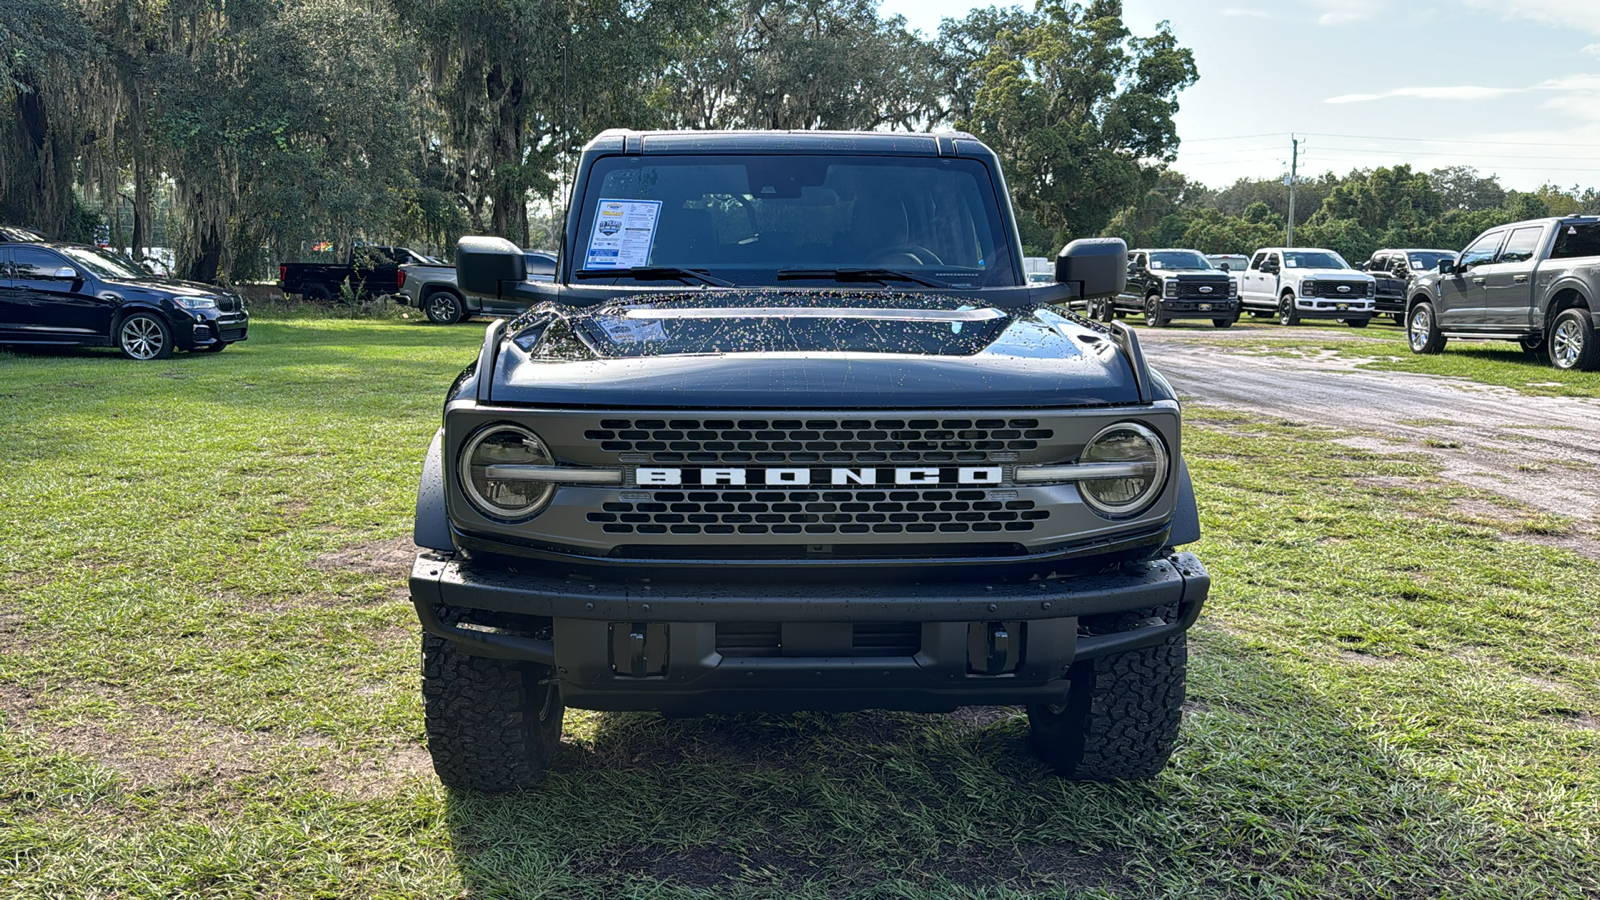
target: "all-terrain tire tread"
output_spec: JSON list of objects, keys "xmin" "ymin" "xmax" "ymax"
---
[
  {"xmin": 1028, "ymin": 633, "xmax": 1185, "ymax": 781},
  {"xmin": 421, "ymin": 621, "xmax": 562, "ymax": 793}
]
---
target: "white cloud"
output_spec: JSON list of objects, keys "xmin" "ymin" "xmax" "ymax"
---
[
  {"xmin": 1461, "ymin": 0, "xmax": 1600, "ymax": 34},
  {"xmin": 1586, "ymin": 44, "xmax": 1600, "ymax": 57},
  {"xmin": 1327, "ymin": 85, "xmax": 1525, "ymax": 103},
  {"xmin": 1307, "ymin": 0, "xmax": 1381, "ymax": 26},
  {"xmin": 1220, "ymin": 7, "xmax": 1272, "ymax": 18}
]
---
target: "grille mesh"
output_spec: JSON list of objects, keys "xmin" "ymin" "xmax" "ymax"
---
[
  {"xmin": 1305, "ymin": 281, "xmax": 1371, "ymax": 299},
  {"xmin": 584, "ymin": 418, "xmax": 1052, "ymax": 466},
  {"xmin": 587, "ymin": 489, "xmax": 1048, "ymax": 536},
  {"xmin": 1174, "ymin": 280, "xmax": 1230, "ymax": 299},
  {"xmin": 218, "ymin": 327, "xmax": 246, "ymax": 342},
  {"xmin": 716, "ymin": 622, "xmax": 922, "ymax": 658}
]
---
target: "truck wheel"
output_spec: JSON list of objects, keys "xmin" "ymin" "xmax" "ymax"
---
[
  {"xmin": 1143, "ymin": 295, "xmax": 1168, "ymax": 328},
  {"xmin": 116, "ymin": 313, "xmax": 174, "ymax": 360},
  {"xmin": 1549, "ymin": 308, "xmax": 1600, "ymax": 371},
  {"xmin": 424, "ymin": 290, "xmax": 465, "ymax": 325},
  {"xmin": 1407, "ymin": 303, "xmax": 1446, "ymax": 354},
  {"xmin": 1028, "ymin": 632, "xmax": 1186, "ymax": 781},
  {"xmin": 421, "ymin": 624, "xmax": 564, "ymax": 793},
  {"xmin": 1346, "ymin": 317, "xmax": 1369, "ymax": 328},
  {"xmin": 1393, "ymin": 313, "xmax": 1405, "ymax": 326},
  {"xmin": 304, "ymin": 285, "xmax": 333, "ymax": 303},
  {"xmin": 1277, "ymin": 293, "xmax": 1300, "ymax": 326},
  {"xmin": 1211, "ymin": 317, "xmax": 1234, "ymax": 329},
  {"xmin": 1096, "ymin": 299, "xmax": 1116, "ymax": 323}
]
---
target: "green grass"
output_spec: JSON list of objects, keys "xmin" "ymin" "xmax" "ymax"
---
[{"xmin": 2, "ymin": 321, "xmax": 1597, "ymax": 898}]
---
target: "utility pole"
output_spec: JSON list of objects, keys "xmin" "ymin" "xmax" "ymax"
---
[{"xmin": 1286, "ymin": 135, "xmax": 1300, "ymax": 248}]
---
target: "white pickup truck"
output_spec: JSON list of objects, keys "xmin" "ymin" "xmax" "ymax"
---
[{"xmin": 1238, "ymin": 247, "xmax": 1376, "ymax": 327}]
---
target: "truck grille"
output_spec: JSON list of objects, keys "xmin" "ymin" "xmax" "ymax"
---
[
  {"xmin": 587, "ymin": 488, "xmax": 1047, "ymax": 536},
  {"xmin": 218, "ymin": 327, "xmax": 246, "ymax": 342},
  {"xmin": 1174, "ymin": 279, "xmax": 1231, "ymax": 299},
  {"xmin": 1305, "ymin": 281, "xmax": 1371, "ymax": 299},
  {"xmin": 585, "ymin": 418, "xmax": 1053, "ymax": 466}
]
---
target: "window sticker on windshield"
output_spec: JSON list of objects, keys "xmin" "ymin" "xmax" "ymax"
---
[
  {"xmin": 584, "ymin": 199, "xmax": 662, "ymax": 269},
  {"xmin": 594, "ymin": 315, "xmax": 667, "ymax": 344}
]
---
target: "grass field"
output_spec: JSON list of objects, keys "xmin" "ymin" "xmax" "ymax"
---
[{"xmin": 2, "ymin": 319, "xmax": 1597, "ymax": 898}]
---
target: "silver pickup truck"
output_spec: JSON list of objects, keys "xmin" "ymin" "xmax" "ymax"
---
[
  {"xmin": 1406, "ymin": 216, "xmax": 1600, "ymax": 370},
  {"xmin": 396, "ymin": 250, "xmax": 556, "ymax": 324}
]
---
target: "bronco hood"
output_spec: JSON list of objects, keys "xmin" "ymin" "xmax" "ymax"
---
[{"xmin": 486, "ymin": 292, "xmax": 1145, "ymax": 409}]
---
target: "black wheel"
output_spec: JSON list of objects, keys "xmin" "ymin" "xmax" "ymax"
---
[
  {"xmin": 422, "ymin": 624, "xmax": 563, "ymax": 793},
  {"xmin": 1278, "ymin": 293, "xmax": 1300, "ymax": 326},
  {"xmin": 1393, "ymin": 313, "xmax": 1405, "ymax": 326},
  {"xmin": 1084, "ymin": 299, "xmax": 1101, "ymax": 320},
  {"xmin": 424, "ymin": 290, "xmax": 465, "ymax": 325},
  {"xmin": 196, "ymin": 341, "xmax": 228, "ymax": 353},
  {"xmin": 1212, "ymin": 318, "xmax": 1234, "ymax": 329},
  {"xmin": 1347, "ymin": 317, "xmax": 1369, "ymax": 328},
  {"xmin": 304, "ymin": 285, "xmax": 333, "ymax": 303},
  {"xmin": 1518, "ymin": 336, "xmax": 1545, "ymax": 360},
  {"xmin": 116, "ymin": 313, "xmax": 174, "ymax": 360},
  {"xmin": 1249, "ymin": 309, "xmax": 1273, "ymax": 319},
  {"xmin": 1549, "ymin": 308, "xmax": 1600, "ymax": 371},
  {"xmin": 1028, "ymin": 631, "xmax": 1187, "ymax": 781},
  {"xmin": 1097, "ymin": 298, "xmax": 1116, "ymax": 323},
  {"xmin": 1143, "ymin": 295, "xmax": 1168, "ymax": 328},
  {"xmin": 1407, "ymin": 303, "xmax": 1446, "ymax": 354}
]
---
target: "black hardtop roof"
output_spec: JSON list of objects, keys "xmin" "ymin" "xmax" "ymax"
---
[{"xmin": 584, "ymin": 129, "xmax": 987, "ymax": 158}]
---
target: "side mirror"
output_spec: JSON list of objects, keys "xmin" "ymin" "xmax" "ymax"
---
[
  {"xmin": 456, "ymin": 235, "xmax": 527, "ymax": 298},
  {"xmin": 1219, "ymin": 263, "xmax": 1231, "ymax": 272},
  {"xmin": 1056, "ymin": 237, "xmax": 1127, "ymax": 300},
  {"xmin": 53, "ymin": 266, "xmax": 78, "ymax": 279},
  {"xmin": 1438, "ymin": 259, "xmax": 1454, "ymax": 275}
]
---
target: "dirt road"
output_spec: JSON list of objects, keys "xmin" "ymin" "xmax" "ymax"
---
[{"xmin": 1139, "ymin": 324, "xmax": 1600, "ymax": 544}]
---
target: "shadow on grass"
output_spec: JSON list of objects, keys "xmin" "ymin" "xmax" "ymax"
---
[{"xmin": 438, "ymin": 631, "xmax": 1598, "ymax": 899}]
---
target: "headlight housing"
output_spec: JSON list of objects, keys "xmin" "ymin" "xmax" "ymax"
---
[
  {"xmin": 459, "ymin": 424, "xmax": 556, "ymax": 520},
  {"xmin": 1164, "ymin": 280, "xmax": 1178, "ymax": 298},
  {"xmin": 170, "ymin": 294, "xmax": 218, "ymax": 310},
  {"xmin": 1076, "ymin": 422, "xmax": 1169, "ymax": 518}
]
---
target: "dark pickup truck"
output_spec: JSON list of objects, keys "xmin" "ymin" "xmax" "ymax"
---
[
  {"xmin": 278, "ymin": 245, "xmax": 440, "ymax": 302},
  {"xmin": 409, "ymin": 129, "xmax": 1210, "ymax": 792},
  {"xmin": 1359, "ymin": 248, "xmax": 1457, "ymax": 324},
  {"xmin": 1407, "ymin": 217, "xmax": 1600, "ymax": 369},
  {"xmin": 1093, "ymin": 248, "xmax": 1239, "ymax": 328}
]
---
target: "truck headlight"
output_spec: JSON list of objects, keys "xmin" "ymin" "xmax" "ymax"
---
[
  {"xmin": 1164, "ymin": 280, "xmax": 1178, "ymax": 298},
  {"xmin": 1076, "ymin": 422, "xmax": 1169, "ymax": 518},
  {"xmin": 459, "ymin": 424, "xmax": 556, "ymax": 520}
]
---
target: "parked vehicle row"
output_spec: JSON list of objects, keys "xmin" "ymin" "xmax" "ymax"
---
[
  {"xmin": 0, "ymin": 238, "xmax": 248, "ymax": 359},
  {"xmin": 1086, "ymin": 248, "xmax": 1238, "ymax": 328},
  {"xmin": 278, "ymin": 245, "xmax": 440, "ymax": 302}
]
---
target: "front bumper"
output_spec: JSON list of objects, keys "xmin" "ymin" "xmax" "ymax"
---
[
  {"xmin": 410, "ymin": 551, "xmax": 1210, "ymax": 713},
  {"xmin": 1295, "ymin": 299, "xmax": 1372, "ymax": 320},
  {"xmin": 1158, "ymin": 298, "xmax": 1239, "ymax": 319},
  {"xmin": 180, "ymin": 311, "xmax": 249, "ymax": 349}
]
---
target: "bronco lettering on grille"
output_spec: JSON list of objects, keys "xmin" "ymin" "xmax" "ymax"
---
[{"xmin": 636, "ymin": 467, "xmax": 1004, "ymax": 487}]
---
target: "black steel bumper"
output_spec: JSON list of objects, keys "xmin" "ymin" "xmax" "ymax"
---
[
  {"xmin": 1158, "ymin": 299, "xmax": 1239, "ymax": 320},
  {"xmin": 410, "ymin": 551, "xmax": 1210, "ymax": 714}
]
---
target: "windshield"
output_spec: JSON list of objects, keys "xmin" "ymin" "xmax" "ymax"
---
[
  {"xmin": 58, "ymin": 246, "xmax": 146, "ymax": 280},
  {"xmin": 1148, "ymin": 251, "xmax": 1211, "ymax": 271},
  {"xmin": 1282, "ymin": 251, "xmax": 1348, "ymax": 269},
  {"xmin": 1406, "ymin": 251, "xmax": 1456, "ymax": 270},
  {"xmin": 574, "ymin": 154, "xmax": 1017, "ymax": 288}
]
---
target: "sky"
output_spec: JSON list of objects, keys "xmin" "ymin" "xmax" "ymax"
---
[{"xmin": 875, "ymin": 0, "xmax": 1600, "ymax": 192}]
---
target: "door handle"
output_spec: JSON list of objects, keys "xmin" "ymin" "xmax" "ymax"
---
[
  {"xmin": 1513, "ymin": 275, "xmax": 1529, "ymax": 283},
  {"xmin": 1472, "ymin": 277, "xmax": 1486, "ymax": 286}
]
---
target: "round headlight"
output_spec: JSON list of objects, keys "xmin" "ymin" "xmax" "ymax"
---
[
  {"xmin": 1077, "ymin": 422, "xmax": 1169, "ymax": 518},
  {"xmin": 459, "ymin": 424, "xmax": 555, "ymax": 520}
]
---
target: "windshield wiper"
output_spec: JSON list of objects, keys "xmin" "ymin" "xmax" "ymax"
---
[
  {"xmin": 777, "ymin": 267, "xmax": 952, "ymax": 289},
  {"xmin": 575, "ymin": 266, "xmax": 733, "ymax": 287}
]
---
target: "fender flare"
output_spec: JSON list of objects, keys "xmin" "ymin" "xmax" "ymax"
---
[
  {"xmin": 1168, "ymin": 458, "xmax": 1201, "ymax": 548},
  {"xmin": 414, "ymin": 428, "xmax": 454, "ymax": 551}
]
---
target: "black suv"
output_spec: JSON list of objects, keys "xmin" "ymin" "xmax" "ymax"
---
[
  {"xmin": 1090, "ymin": 248, "xmax": 1239, "ymax": 328},
  {"xmin": 0, "ymin": 241, "xmax": 248, "ymax": 359},
  {"xmin": 410, "ymin": 130, "xmax": 1210, "ymax": 791}
]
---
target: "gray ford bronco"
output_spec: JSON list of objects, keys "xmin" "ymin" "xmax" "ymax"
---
[{"xmin": 409, "ymin": 130, "xmax": 1210, "ymax": 792}]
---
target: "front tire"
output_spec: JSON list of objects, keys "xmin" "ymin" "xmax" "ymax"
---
[
  {"xmin": 1212, "ymin": 317, "xmax": 1235, "ymax": 328},
  {"xmin": 1098, "ymin": 298, "xmax": 1116, "ymax": 323},
  {"xmin": 1346, "ymin": 317, "xmax": 1369, "ymax": 328},
  {"xmin": 1278, "ymin": 293, "xmax": 1300, "ymax": 326},
  {"xmin": 1549, "ymin": 308, "xmax": 1600, "ymax": 371},
  {"xmin": 425, "ymin": 290, "xmax": 465, "ymax": 325},
  {"xmin": 1028, "ymin": 633, "xmax": 1187, "ymax": 781},
  {"xmin": 117, "ymin": 313, "xmax": 174, "ymax": 360},
  {"xmin": 1144, "ymin": 295, "xmax": 1168, "ymax": 328},
  {"xmin": 1407, "ymin": 303, "xmax": 1446, "ymax": 354},
  {"xmin": 422, "ymin": 626, "xmax": 564, "ymax": 792}
]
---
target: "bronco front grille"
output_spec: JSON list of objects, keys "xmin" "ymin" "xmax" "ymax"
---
[
  {"xmin": 586, "ymin": 488, "xmax": 1048, "ymax": 536},
  {"xmin": 584, "ymin": 418, "xmax": 1053, "ymax": 466}
]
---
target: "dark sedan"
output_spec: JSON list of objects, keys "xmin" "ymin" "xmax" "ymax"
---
[{"xmin": 0, "ymin": 242, "xmax": 248, "ymax": 360}]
